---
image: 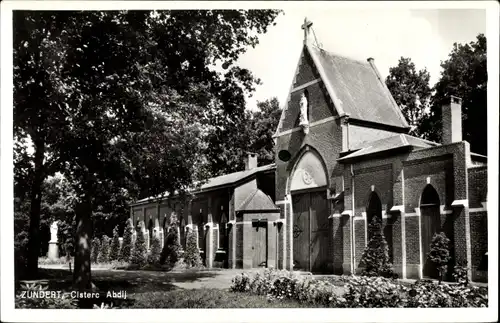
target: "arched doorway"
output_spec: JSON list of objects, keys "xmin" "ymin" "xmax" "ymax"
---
[
  {"xmin": 366, "ymin": 192, "xmax": 382, "ymax": 240},
  {"xmin": 420, "ymin": 185, "xmax": 441, "ymax": 279},
  {"xmin": 290, "ymin": 149, "xmax": 329, "ymax": 273},
  {"xmin": 148, "ymin": 218, "xmax": 154, "ymax": 242}
]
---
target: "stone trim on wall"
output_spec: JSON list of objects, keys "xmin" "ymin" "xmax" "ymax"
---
[
  {"xmin": 275, "ymin": 116, "xmax": 336, "ymax": 137},
  {"xmin": 291, "ymin": 78, "xmax": 322, "ymax": 93}
]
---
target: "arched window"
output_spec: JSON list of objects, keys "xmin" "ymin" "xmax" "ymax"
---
[
  {"xmin": 148, "ymin": 218, "xmax": 154, "ymax": 241},
  {"xmin": 366, "ymin": 192, "xmax": 382, "ymax": 240},
  {"xmin": 219, "ymin": 210, "xmax": 227, "ymax": 250}
]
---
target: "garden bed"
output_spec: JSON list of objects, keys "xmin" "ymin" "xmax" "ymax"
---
[{"xmin": 230, "ymin": 269, "xmax": 488, "ymax": 308}]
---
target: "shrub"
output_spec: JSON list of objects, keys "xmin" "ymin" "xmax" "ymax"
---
[
  {"xmin": 120, "ymin": 219, "xmax": 134, "ymax": 262},
  {"xmin": 344, "ymin": 275, "xmax": 404, "ymax": 308},
  {"xmin": 428, "ymin": 232, "xmax": 451, "ymax": 284},
  {"xmin": 453, "ymin": 261, "xmax": 469, "ymax": 287},
  {"xmin": 109, "ymin": 225, "xmax": 121, "ymax": 262},
  {"xmin": 98, "ymin": 235, "xmax": 111, "ymax": 263},
  {"xmin": 90, "ymin": 237, "xmax": 101, "ymax": 264},
  {"xmin": 160, "ymin": 215, "xmax": 182, "ymax": 266},
  {"xmin": 230, "ymin": 269, "xmax": 345, "ymax": 308},
  {"xmin": 130, "ymin": 228, "xmax": 147, "ymax": 267},
  {"xmin": 231, "ymin": 272, "xmax": 251, "ymax": 292},
  {"xmin": 183, "ymin": 230, "xmax": 202, "ymax": 268},
  {"xmin": 359, "ymin": 217, "xmax": 395, "ymax": 278},
  {"xmin": 148, "ymin": 235, "xmax": 162, "ymax": 265}
]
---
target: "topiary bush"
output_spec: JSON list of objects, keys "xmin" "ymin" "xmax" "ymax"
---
[
  {"xmin": 130, "ymin": 227, "xmax": 147, "ymax": 267},
  {"xmin": 109, "ymin": 225, "xmax": 121, "ymax": 262},
  {"xmin": 428, "ymin": 232, "xmax": 451, "ymax": 284},
  {"xmin": 160, "ymin": 215, "xmax": 182, "ymax": 266},
  {"xmin": 90, "ymin": 237, "xmax": 101, "ymax": 264},
  {"xmin": 148, "ymin": 235, "xmax": 162, "ymax": 265},
  {"xmin": 183, "ymin": 230, "xmax": 202, "ymax": 268},
  {"xmin": 120, "ymin": 219, "xmax": 134, "ymax": 262},
  {"xmin": 359, "ymin": 217, "xmax": 395, "ymax": 278},
  {"xmin": 98, "ymin": 235, "xmax": 111, "ymax": 263}
]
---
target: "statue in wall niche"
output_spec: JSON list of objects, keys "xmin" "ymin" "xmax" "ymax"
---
[{"xmin": 299, "ymin": 91, "xmax": 309, "ymax": 134}]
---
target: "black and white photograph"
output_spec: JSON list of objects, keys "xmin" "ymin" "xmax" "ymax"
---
[{"xmin": 1, "ymin": 1, "xmax": 498, "ymax": 322}]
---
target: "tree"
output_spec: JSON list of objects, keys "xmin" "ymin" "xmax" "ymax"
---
[
  {"xmin": 120, "ymin": 219, "xmax": 134, "ymax": 262},
  {"xmin": 109, "ymin": 225, "xmax": 121, "ymax": 261},
  {"xmin": 130, "ymin": 227, "xmax": 147, "ymax": 267},
  {"xmin": 248, "ymin": 97, "xmax": 281, "ymax": 166},
  {"xmin": 360, "ymin": 217, "xmax": 395, "ymax": 278},
  {"xmin": 184, "ymin": 230, "xmax": 203, "ymax": 268},
  {"xmin": 205, "ymin": 97, "xmax": 281, "ymax": 175},
  {"xmin": 386, "ymin": 57, "xmax": 432, "ymax": 138},
  {"xmin": 14, "ymin": 10, "xmax": 282, "ymax": 295},
  {"xmin": 428, "ymin": 232, "xmax": 451, "ymax": 284},
  {"xmin": 424, "ymin": 34, "xmax": 487, "ymax": 154}
]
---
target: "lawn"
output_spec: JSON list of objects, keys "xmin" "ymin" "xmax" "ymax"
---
[
  {"xmin": 16, "ymin": 268, "xmax": 318, "ymax": 308},
  {"xmin": 129, "ymin": 289, "xmax": 315, "ymax": 308}
]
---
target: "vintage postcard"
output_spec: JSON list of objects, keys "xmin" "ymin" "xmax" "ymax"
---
[{"xmin": 1, "ymin": 1, "xmax": 498, "ymax": 322}]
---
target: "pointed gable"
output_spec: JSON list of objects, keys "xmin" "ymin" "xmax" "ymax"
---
[{"xmin": 275, "ymin": 42, "xmax": 410, "ymax": 138}]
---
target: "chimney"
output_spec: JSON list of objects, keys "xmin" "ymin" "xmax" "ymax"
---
[
  {"xmin": 441, "ymin": 96, "xmax": 462, "ymax": 144},
  {"xmin": 244, "ymin": 152, "xmax": 258, "ymax": 170}
]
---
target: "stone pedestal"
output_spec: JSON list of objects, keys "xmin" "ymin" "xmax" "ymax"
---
[{"xmin": 47, "ymin": 242, "xmax": 59, "ymax": 260}]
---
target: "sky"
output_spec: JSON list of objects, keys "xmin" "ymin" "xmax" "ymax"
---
[{"xmin": 237, "ymin": 8, "xmax": 486, "ymax": 111}]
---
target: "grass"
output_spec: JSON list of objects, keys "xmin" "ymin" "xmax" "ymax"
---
[{"xmin": 128, "ymin": 288, "xmax": 317, "ymax": 308}]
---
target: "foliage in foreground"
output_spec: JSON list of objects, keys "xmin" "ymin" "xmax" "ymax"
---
[{"xmin": 230, "ymin": 269, "xmax": 488, "ymax": 308}]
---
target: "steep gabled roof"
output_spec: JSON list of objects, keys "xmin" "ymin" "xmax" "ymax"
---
[
  {"xmin": 275, "ymin": 42, "xmax": 409, "ymax": 137},
  {"xmin": 236, "ymin": 188, "xmax": 279, "ymax": 212},
  {"xmin": 337, "ymin": 134, "xmax": 439, "ymax": 162}
]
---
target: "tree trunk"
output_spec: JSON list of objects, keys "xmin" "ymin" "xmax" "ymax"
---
[
  {"xmin": 26, "ymin": 140, "xmax": 45, "ymax": 279},
  {"xmin": 73, "ymin": 194, "xmax": 93, "ymax": 301}
]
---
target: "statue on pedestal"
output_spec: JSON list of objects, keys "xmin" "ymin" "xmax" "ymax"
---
[
  {"xmin": 50, "ymin": 221, "xmax": 59, "ymax": 243},
  {"xmin": 47, "ymin": 221, "xmax": 59, "ymax": 260}
]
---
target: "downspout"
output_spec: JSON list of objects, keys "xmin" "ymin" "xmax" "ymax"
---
[{"xmin": 350, "ymin": 163, "xmax": 355, "ymax": 274}]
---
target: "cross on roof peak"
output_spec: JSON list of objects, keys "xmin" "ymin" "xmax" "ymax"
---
[{"xmin": 301, "ymin": 17, "xmax": 313, "ymax": 44}]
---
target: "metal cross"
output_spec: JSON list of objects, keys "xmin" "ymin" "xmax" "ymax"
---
[{"xmin": 301, "ymin": 17, "xmax": 313, "ymax": 43}]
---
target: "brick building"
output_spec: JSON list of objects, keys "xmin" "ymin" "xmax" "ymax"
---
[{"xmin": 130, "ymin": 19, "xmax": 488, "ymax": 282}]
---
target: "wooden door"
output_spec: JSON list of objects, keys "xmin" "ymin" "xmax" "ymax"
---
[
  {"xmin": 310, "ymin": 191, "xmax": 329, "ymax": 273},
  {"xmin": 292, "ymin": 193, "xmax": 310, "ymax": 271},
  {"xmin": 421, "ymin": 205, "xmax": 441, "ymax": 279},
  {"xmin": 252, "ymin": 221, "xmax": 267, "ymax": 267},
  {"xmin": 292, "ymin": 190, "xmax": 329, "ymax": 272}
]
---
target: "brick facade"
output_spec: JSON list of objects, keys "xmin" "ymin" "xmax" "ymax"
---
[{"xmin": 129, "ymin": 41, "xmax": 488, "ymax": 284}]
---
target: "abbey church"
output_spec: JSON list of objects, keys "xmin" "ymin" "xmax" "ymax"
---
[{"xmin": 130, "ymin": 19, "xmax": 488, "ymax": 282}]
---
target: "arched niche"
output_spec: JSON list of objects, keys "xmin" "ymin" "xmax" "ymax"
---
[
  {"xmin": 420, "ymin": 184, "xmax": 442, "ymax": 279},
  {"xmin": 366, "ymin": 192, "xmax": 382, "ymax": 239},
  {"xmin": 289, "ymin": 149, "xmax": 328, "ymax": 192}
]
